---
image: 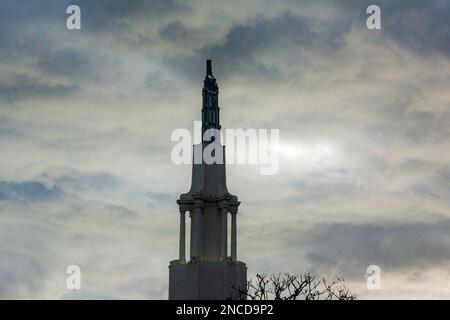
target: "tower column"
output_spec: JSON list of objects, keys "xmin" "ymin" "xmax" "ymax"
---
[
  {"xmin": 221, "ymin": 207, "xmax": 228, "ymax": 260},
  {"xmin": 193, "ymin": 205, "xmax": 203, "ymax": 259},
  {"xmin": 179, "ymin": 210, "xmax": 186, "ymax": 262},
  {"xmin": 231, "ymin": 211, "xmax": 237, "ymax": 260}
]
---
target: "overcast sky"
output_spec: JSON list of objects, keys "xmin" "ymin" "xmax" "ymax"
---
[{"xmin": 0, "ymin": 0, "xmax": 450, "ymax": 299}]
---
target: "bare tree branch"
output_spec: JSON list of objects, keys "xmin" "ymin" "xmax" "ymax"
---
[{"xmin": 232, "ymin": 273, "xmax": 357, "ymax": 300}]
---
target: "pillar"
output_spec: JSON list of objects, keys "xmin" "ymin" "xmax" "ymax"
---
[
  {"xmin": 231, "ymin": 212, "xmax": 237, "ymax": 260},
  {"xmin": 193, "ymin": 205, "xmax": 203, "ymax": 259},
  {"xmin": 189, "ymin": 211, "xmax": 194, "ymax": 259},
  {"xmin": 179, "ymin": 210, "xmax": 186, "ymax": 262},
  {"xmin": 221, "ymin": 208, "xmax": 228, "ymax": 260}
]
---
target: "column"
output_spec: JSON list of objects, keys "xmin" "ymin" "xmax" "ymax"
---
[
  {"xmin": 221, "ymin": 208, "xmax": 228, "ymax": 260},
  {"xmin": 193, "ymin": 206, "xmax": 203, "ymax": 259},
  {"xmin": 179, "ymin": 210, "xmax": 186, "ymax": 262},
  {"xmin": 231, "ymin": 212, "xmax": 237, "ymax": 260},
  {"xmin": 189, "ymin": 211, "xmax": 194, "ymax": 260}
]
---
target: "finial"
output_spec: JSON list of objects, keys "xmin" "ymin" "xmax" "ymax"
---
[{"xmin": 206, "ymin": 59, "xmax": 212, "ymax": 76}]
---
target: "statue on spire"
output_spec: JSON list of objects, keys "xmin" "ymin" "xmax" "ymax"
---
[{"xmin": 206, "ymin": 59, "xmax": 213, "ymax": 76}]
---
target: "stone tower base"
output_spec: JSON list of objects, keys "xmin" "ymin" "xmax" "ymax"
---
[{"xmin": 169, "ymin": 259, "xmax": 247, "ymax": 300}]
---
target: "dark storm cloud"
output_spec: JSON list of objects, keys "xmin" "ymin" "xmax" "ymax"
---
[
  {"xmin": 383, "ymin": 0, "xmax": 450, "ymax": 57},
  {"xmin": 0, "ymin": 0, "xmax": 190, "ymax": 103},
  {"xmin": 0, "ymin": 36, "xmax": 87, "ymax": 102},
  {"xmin": 303, "ymin": 220, "xmax": 450, "ymax": 277},
  {"xmin": 0, "ymin": 1, "xmax": 133, "ymax": 103},
  {"xmin": 0, "ymin": 2, "xmax": 86, "ymax": 102},
  {"xmin": 207, "ymin": 11, "xmax": 348, "ymax": 56},
  {"xmin": 336, "ymin": 0, "xmax": 450, "ymax": 57},
  {"xmin": 0, "ymin": 1, "xmax": 65, "ymax": 25},
  {"xmin": 0, "ymin": 0, "xmax": 188, "ymax": 29},
  {"xmin": 163, "ymin": 11, "xmax": 352, "ymax": 81},
  {"xmin": 159, "ymin": 0, "xmax": 449, "ymax": 82}
]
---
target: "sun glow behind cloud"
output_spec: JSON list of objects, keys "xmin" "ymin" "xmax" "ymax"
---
[{"xmin": 275, "ymin": 142, "xmax": 342, "ymax": 171}]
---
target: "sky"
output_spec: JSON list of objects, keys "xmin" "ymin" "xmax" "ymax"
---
[{"xmin": 0, "ymin": 0, "xmax": 450, "ymax": 299}]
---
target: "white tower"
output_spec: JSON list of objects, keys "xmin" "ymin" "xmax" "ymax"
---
[{"xmin": 169, "ymin": 60, "xmax": 247, "ymax": 300}]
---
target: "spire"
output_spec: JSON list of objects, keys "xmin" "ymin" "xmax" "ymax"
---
[
  {"xmin": 170, "ymin": 60, "xmax": 245, "ymax": 300},
  {"xmin": 206, "ymin": 59, "xmax": 213, "ymax": 76},
  {"xmin": 204, "ymin": 59, "xmax": 217, "ymax": 87},
  {"xmin": 202, "ymin": 59, "xmax": 220, "ymax": 136}
]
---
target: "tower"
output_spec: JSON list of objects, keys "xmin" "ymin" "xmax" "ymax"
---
[{"xmin": 169, "ymin": 60, "xmax": 247, "ymax": 300}]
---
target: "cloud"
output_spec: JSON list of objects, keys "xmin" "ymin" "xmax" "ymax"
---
[
  {"xmin": 304, "ymin": 220, "xmax": 450, "ymax": 278},
  {"xmin": 0, "ymin": 0, "xmax": 449, "ymax": 299},
  {"xmin": 0, "ymin": 249, "xmax": 47, "ymax": 297},
  {"xmin": 159, "ymin": 20, "xmax": 191, "ymax": 43},
  {"xmin": 0, "ymin": 166, "xmax": 173, "ymax": 298},
  {"xmin": 45, "ymin": 170, "xmax": 121, "ymax": 193},
  {"xmin": 0, "ymin": 75, "xmax": 80, "ymax": 104},
  {"xmin": 163, "ymin": 11, "xmax": 353, "ymax": 82},
  {"xmin": 382, "ymin": 0, "xmax": 450, "ymax": 57},
  {"xmin": 333, "ymin": 0, "xmax": 450, "ymax": 57},
  {"xmin": 35, "ymin": 48, "xmax": 94, "ymax": 78},
  {"xmin": 0, "ymin": 181, "xmax": 65, "ymax": 203},
  {"xmin": 75, "ymin": 0, "xmax": 191, "ymax": 32}
]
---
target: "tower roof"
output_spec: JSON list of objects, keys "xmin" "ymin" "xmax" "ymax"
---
[{"xmin": 204, "ymin": 59, "xmax": 218, "ymax": 91}]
